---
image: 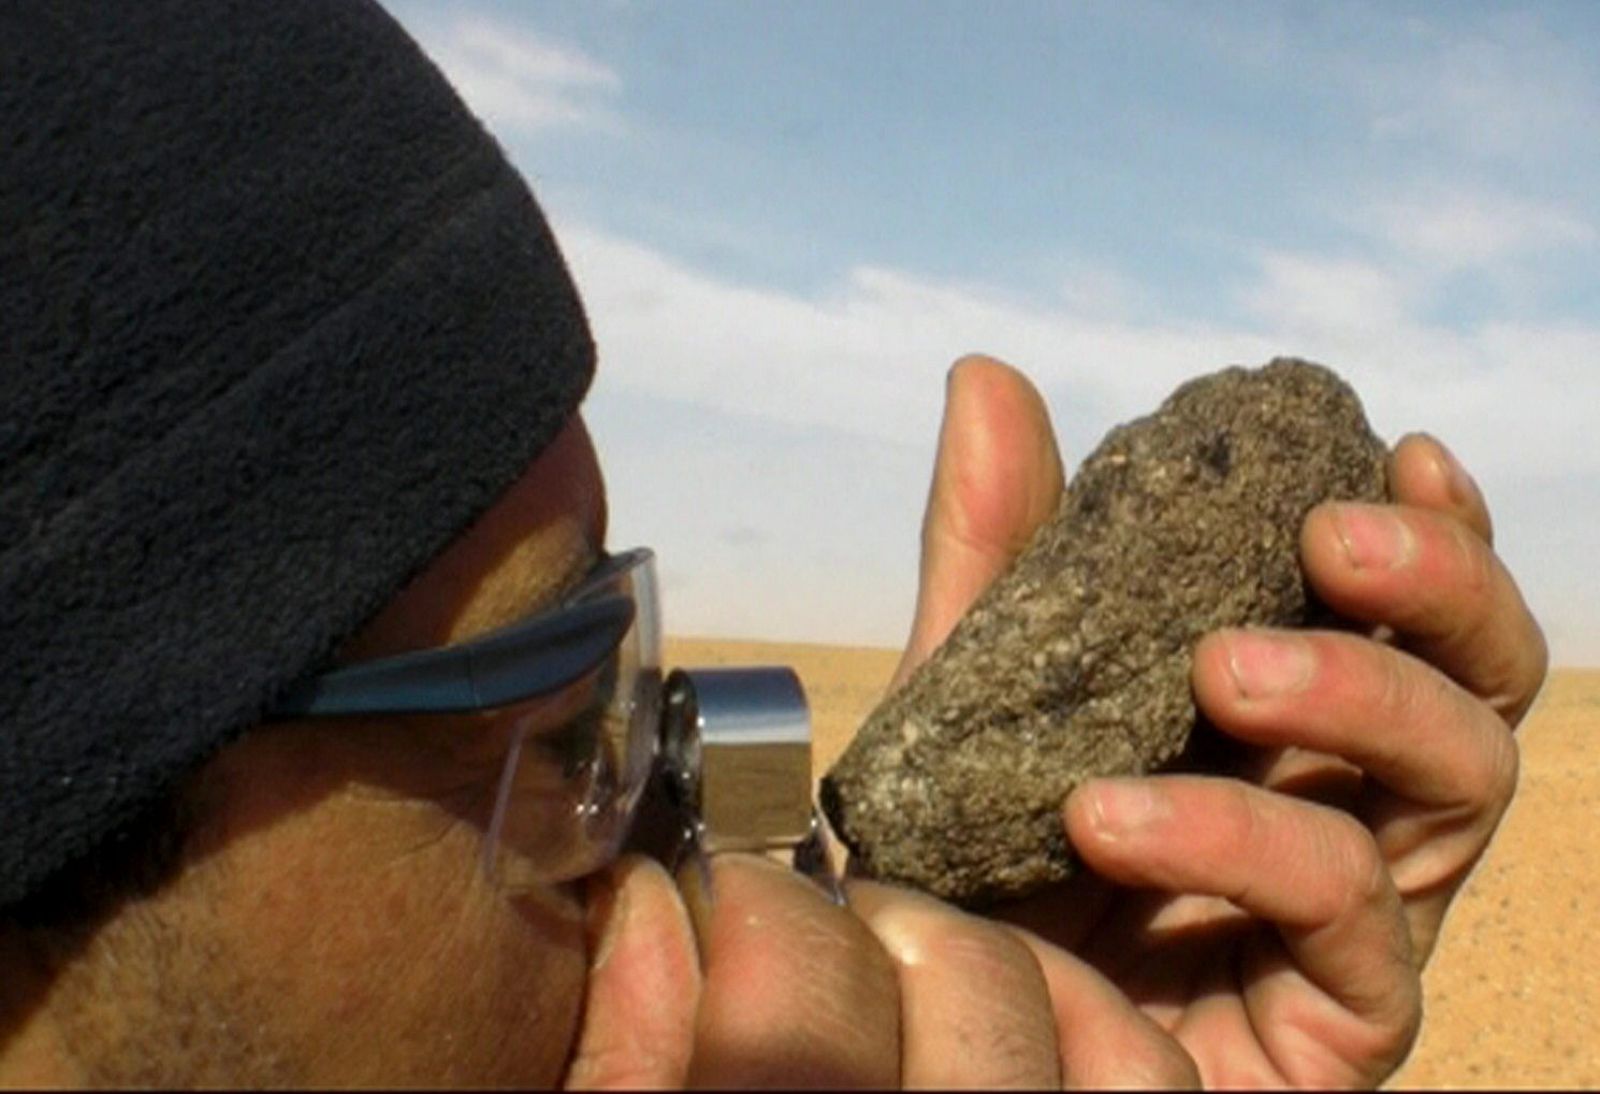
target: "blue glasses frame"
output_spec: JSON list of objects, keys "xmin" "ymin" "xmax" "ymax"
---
[{"xmin": 273, "ymin": 549, "xmax": 653, "ymax": 718}]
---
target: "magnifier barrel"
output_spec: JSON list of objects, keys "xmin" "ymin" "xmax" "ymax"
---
[
  {"xmin": 625, "ymin": 666, "xmax": 843, "ymax": 902},
  {"xmin": 661, "ymin": 667, "xmax": 814, "ymax": 854}
]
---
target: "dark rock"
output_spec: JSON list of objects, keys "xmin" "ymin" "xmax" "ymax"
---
[{"xmin": 820, "ymin": 359, "xmax": 1390, "ymax": 907}]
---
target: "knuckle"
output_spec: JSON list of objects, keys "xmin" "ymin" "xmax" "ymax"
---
[
  {"xmin": 1495, "ymin": 619, "xmax": 1550, "ymax": 727},
  {"xmin": 1439, "ymin": 682, "xmax": 1522, "ymax": 812},
  {"xmin": 1397, "ymin": 968, "xmax": 1425, "ymax": 1042},
  {"xmin": 1475, "ymin": 724, "xmax": 1521, "ymax": 813},
  {"xmin": 1448, "ymin": 518, "xmax": 1494, "ymax": 596},
  {"xmin": 1372, "ymin": 643, "xmax": 1520, "ymax": 809},
  {"xmin": 1477, "ymin": 642, "xmax": 1541, "ymax": 724},
  {"xmin": 1394, "ymin": 517, "xmax": 1492, "ymax": 643},
  {"xmin": 919, "ymin": 916, "xmax": 1037, "ymax": 983},
  {"xmin": 1376, "ymin": 964, "xmax": 1425, "ymax": 1065},
  {"xmin": 1323, "ymin": 812, "xmax": 1390, "ymax": 920},
  {"xmin": 1526, "ymin": 619, "xmax": 1552, "ymax": 693},
  {"xmin": 1218, "ymin": 779, "xmax": 1269, "ymax": 853},
  {"xmin": 1341, "ymin": 960, "xmax": 1424, "ymax": 1075},
  {"xmin": 1372, "ymin": 642, "xmax": 1418, "ymax": 720}
]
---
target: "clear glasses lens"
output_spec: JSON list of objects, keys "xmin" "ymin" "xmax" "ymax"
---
[{"xmin": 481, "ymin": 551, "xmax": 663, "ymax": 888}]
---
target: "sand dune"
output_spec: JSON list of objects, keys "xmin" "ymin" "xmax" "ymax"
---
[{"xmin": 666, "ymin": 637, "xmax": 1600, "ymax": 1088}]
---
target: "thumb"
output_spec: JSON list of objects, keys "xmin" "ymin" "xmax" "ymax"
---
[
  {"xmin": 894, "ymin": 355, "xmax": 1065, "ymax": 690},
  {"xmin": 564, "ymin": 855, "xmax": 701, "ymax": 1089}
]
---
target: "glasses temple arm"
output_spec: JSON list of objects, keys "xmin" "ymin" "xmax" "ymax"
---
[{"xmin": 271, "ymin": 597, "xmax": 635, "ymax": 717}]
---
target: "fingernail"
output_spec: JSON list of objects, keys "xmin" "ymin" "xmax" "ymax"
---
[
  {"xmin": 1084, "ymin": 779, "xmax": 1166, "ymax": 836},
  {"xmin": 678, "ymin": 845, "xmax": 715, "ymax": 909},
  {"xmin": 1224, "ymin": 629, "xmax": 1315, "ymax": 699},
  {"xmin": 1333, "ymin": 503, "xmax": 1417, "ymax": 570}
]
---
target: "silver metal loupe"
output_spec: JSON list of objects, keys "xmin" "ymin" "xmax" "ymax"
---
[{"xmin": 650, "ymin": 666, "xmax": 842, "ymax": 901}]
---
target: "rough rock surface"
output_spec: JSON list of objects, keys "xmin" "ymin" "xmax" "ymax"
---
[{"xmin": 820, "ymin": 359, "xmax": 1390, "ymax": 907}]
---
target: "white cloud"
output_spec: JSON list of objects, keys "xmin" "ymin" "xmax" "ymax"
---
[
  {"xmin": 1363, "ymin": 186, "xmax": 1594, "ymax": 274},
  {"xmin": 562, "ymin": 219, "xmax": 1600, "ymax": 477},
  {"xmin": 1230, "ymin": 248, "xmax": 1600, "ymax": 484},
  {"xmin": 558, "ymin": 218, "xmax": 1600, "ymax": 660},
  {"xmin": 561, "ymin": 222, "xmax": 1282, "ymax": 455},
  {"xmin": 1241, "ymin": 252, "xmax": 1417, "ymax": 338},
  {"xmin": 412, "ymin": 16, "xmax": 621, "ymax": 133}
]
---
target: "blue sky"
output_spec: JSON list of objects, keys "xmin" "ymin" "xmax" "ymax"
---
[{"xmin": 388, "ymin": 1, "xmax": 1600, "ymax": 664}]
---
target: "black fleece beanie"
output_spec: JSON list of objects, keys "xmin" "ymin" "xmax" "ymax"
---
[{"xmin": 0, "ymin": 1, "xmax": 596, "ymax": 908}]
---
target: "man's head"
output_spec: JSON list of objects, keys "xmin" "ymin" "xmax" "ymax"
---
[
  {"xmin": 4, "ymin": 417, "xmax": 611, "ymax": 1085},
  {"xmin": 2, "ymin": 0, "xmax": 611, "ymax": 1083}
]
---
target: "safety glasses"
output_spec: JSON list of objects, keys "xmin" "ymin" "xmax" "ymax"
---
[
  {"xmin": 276, "ymin": 549, "xmax": 663, "ymax": 885},
  {"xmin": 275, "ymin": 549, "xmax": 835, "ymax": 893}
]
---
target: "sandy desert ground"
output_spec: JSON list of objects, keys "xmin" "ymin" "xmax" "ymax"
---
[{"xmin": 666, "ymin": 637, "xmax": 1600, "ymax": 1088}]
